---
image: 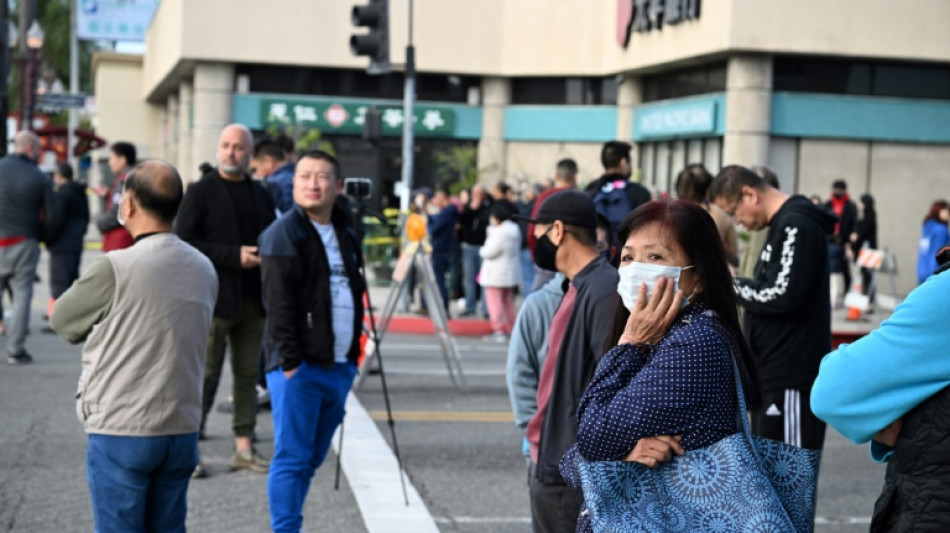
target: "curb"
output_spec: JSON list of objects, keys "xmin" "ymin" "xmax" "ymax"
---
[
  {"xmin": 333, "ymin": 393, "xmax": 439, "ymax": 533},
  {"xmin": 370, "ymin": 316, "xmax": 494, "ymax": 337}
]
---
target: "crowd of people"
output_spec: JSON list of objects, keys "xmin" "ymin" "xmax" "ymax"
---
[{"xmin": 1, "ymin": 127, "xmax": 949, "ymax": 531}]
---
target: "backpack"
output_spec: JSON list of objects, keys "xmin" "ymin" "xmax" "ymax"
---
[{"xmin": 593, "ymin": 179, "xmax": 635, "ymax": 234}]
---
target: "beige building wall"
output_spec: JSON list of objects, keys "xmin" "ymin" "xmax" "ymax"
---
[
  {"xmin": 868, "ymin": 143, "xmax": 950, "ymax": 294},
  {"xmin": 142, "ymin": 0, "xmax": 950, "ymax": 101},
  {"xmin": 796, "ymin": 140, "xmax": 871, "ymax": 199},
  {"xmin": 792, "ymin": 139, "xmax": 950, "ymax": 294},
  {"xmin": 505, "ymin": 142, "xmax": 603, "ymax": 189},
  {"xmin": 92, "ymin": 53, "xmax": 163, "ymax": 159}
]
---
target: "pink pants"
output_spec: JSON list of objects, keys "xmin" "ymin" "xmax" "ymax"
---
[{"xmin": 484, "ymin": 287, "xmax": 516, "ymax": 335}]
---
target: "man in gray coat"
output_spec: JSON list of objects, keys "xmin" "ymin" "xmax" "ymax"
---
[
  {"xmin": 51, "ymin": 160, "xmax": 218, "ymax": 532},
  {"xmin": 0, "ymin": 131, "xmax": 57, "ymax": 365}
]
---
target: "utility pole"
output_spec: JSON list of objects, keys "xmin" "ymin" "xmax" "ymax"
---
[
  {"xmin": 68, "ymin": 0, "xmax": 78, "ymax": 163},
  {"xmin": 0, "ymin": 1, "xmax": 9, "ymax": 156},
  {"xmin": 399, "ymin": 0, "xmax": 415, "ymax": 214}
]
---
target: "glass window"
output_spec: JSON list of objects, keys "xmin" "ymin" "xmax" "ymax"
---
[
  {"xmin": 874, "ymin": 65, "xmax": 950, "ymax": 100},
  {"xmin": 642, "ymin": 62, "xmax": 727, "ymax": 102},
  {"xmin": 774, "ymin": 56, "xmax": 950, "ymax": 100},
  {"xmin": 511, "ymin": 76, "xmax": 619, "ymax": 105}
]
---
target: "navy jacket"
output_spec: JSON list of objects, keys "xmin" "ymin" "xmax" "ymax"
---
[
  {"xmin": 48, "ymin": 181, "xmax": 90, "ymax": 253},
  {"xmin": 259, "ymin": 204, "xmax": 365, "ymax": 372},
  {"xmin": 0, "ymin": 154, "xmax": 58, "ymax": 241}
]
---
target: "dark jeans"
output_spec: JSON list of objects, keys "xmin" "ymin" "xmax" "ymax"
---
[
  {"xmin": 49, "ymin": 251, "xmax": 81, "ymax": 299},
  {"xmin": 432, "ymin": 252, "xmax": 450, "ymax": 312},
  {"xmin": 86, "ymin": 433, "xmax": 198, "ymax": 533},
  {"xmin": 530, "ymin": 475, "xmax": 583, "ymax": 533},
  {"xmin": 461, "ymin": 243, "xmax": 483, "ymax": 314},
  {"xmin": 201, "ymin": 299, "xmax": 264, "ymax": 437}
]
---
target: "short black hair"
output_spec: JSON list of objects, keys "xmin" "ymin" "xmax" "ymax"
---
[
  {"xmin": 495, "ymin": 182, "xmax": 512, "ymax": 196},
  {"xmin": 56, "ymin": 162, "xmax": 74, "ymax": 181},
  {"xmin": 125, "ymin": 160, "xmax": 184, "ymax": 224},
  {"xmin": 490, "ymin": 201, "xmax": 516, "ymax": 223},
  {"xmin": 601, "ymin": 141, "xmax": 631, "ymax": 170},
  {"xmin": 710, "ymin": 165, "xmax": 767, "ymax": 203},
  {"xmin": 275, "ymin": 134, "xmax": 295, "ymax": 157},
  {"xmin": 556, "ymin": 158, "xmax": 578, "ymax": 179},
  {"xmin": 254, "ymin": 140, "xmax": 285, "ymax": 161},
  {"xmin": 564, "ymin": 224, "xmax": 597, "ymax": 246},
  {"xmin": 832, "ymin": 179, "xmax": 848, "ymax": 191},
  {"xmin": 110, "ymin": 142, "xmax": 137, "ymax": 167},
  {"xmin": 296, "ymin": 150, "xmax": 341, "ymax": 180}
]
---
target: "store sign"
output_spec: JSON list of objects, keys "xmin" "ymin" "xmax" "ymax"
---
[
  {"xmin": 634, "ymin": 100, "xmax": 716, "ymax": 139},
  {"xmin": 261, "ymin": 99, "xmax": 455, "ymax": 137},
  {"xmin": 617, "ymin": 0, "xmax": 701, "ymax": 47},
  {"xmin": 77, "ymin": 0, "xmax": 160, "ymax": 42}
]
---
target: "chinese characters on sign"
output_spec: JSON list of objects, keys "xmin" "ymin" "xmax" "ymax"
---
[
  {"xmin": 619, "ymin": 0, "xmax": 700, "ymax": 47},
  {"xmin": 77, "ymin": 0, "xmax": 160, "ymax": 42},
  {"xmin": 261, "ymin": 99, "xmax": 455, "ymax": 137}
]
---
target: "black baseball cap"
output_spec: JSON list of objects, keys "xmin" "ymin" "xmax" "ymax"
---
[{"xmin": 513, "ymin": 189, "xmax": 597, "ymax": 229}]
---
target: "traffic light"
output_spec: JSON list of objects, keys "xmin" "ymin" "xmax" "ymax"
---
[
  {"xmin": 362, "ymin": 106, "xmax": 382, "ymax": 144},
  {"xmin": 350, "ymin": 0, "xmax": 391, "ymax": 75}
]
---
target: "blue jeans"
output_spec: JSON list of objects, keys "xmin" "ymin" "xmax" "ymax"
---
[
  {"xmin": 267, "ymin": 362, "xmax": 357, "ymax": 532},
  {"xmin": 461, "ymin": 243, "xmax": 483, "ymax": 314},
  {"xmin": 519, "ymin": 247, "xmax": 534, "ymax": 295},
  {"xmin": 86, "ymin": 433, "xmax": 198, "ymax": 533}
]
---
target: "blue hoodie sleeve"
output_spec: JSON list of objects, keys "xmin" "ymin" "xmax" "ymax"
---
[{"xmin": 811, "ymin": 269, "xmax": 950, "ymax": 459}]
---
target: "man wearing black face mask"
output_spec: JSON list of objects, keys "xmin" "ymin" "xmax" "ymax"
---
[{"xmin": 513, "ymin": 190, "xmax": 618, "ymax": 533}]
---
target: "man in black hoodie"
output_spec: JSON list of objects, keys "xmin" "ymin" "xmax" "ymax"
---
[{"xmin": 711, "ymin": 165, "xmax": 836, "ymax": 451}]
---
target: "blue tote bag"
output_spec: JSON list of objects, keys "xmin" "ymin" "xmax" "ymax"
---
[{"xmin": 577, "ymin": 351, "xmax": 821, "ymax": 533}]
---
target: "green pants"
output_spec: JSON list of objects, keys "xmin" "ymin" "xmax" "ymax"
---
[{"xmin": 201, "ymin": 300, "xmax": 264, "ymax": 438}]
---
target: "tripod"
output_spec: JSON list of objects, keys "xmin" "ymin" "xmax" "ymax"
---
[{"xmin": 334, "ymin": 244, "xmax": 410, "ymax": 506}]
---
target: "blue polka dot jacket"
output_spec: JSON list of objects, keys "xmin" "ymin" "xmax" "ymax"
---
[{"xmin": 560, "ymin": 303, "xmax": 746, "ymax": 495}]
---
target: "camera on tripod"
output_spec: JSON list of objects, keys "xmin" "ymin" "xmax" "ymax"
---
[{"xmin": 344, "ymin": 177, "xmax": 373, "ymax": 202}]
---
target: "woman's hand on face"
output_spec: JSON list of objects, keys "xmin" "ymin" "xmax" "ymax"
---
[
  {"xmin": 623, "ymin": 435, "xmax": 685, "ymax": 468},
  {"xmin": 618, "ymin": 276, "xmax": 683, "ymax": 347}
]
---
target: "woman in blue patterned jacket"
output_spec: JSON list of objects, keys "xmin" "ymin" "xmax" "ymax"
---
[{"xmin": 560, "ymin": 199, "xmax": 762, "ymax": 531}]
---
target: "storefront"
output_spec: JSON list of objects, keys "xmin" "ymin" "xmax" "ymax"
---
[{"xmin": 91, "ymin": 0, "xmax": 950, "ymax": 293}]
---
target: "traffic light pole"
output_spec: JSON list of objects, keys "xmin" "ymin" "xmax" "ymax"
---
[{"xmin": 398, "ymin": 0, "xmax": 415, "ymax": 214}]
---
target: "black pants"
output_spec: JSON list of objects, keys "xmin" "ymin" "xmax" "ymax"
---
[
  {"xmin": 751, "ymin": 387, "xmax": 827, "ymax": 451},
  {"xmin": 530, "ymin": 467, "xmax": 583, "ymax": 533},
  {"xmin": 49, "ymin": 252, "xmax": 81, "ymax": 300}
]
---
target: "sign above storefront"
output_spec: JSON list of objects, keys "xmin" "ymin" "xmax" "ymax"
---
[
  {"xmin": 617, "ymin": 0, "xmax": 701, "ymax": 47},
  {"xmin": 260, "ymin": 98, "xmax": 455, "ymax": 137},
  {"xmin": 634, "ymin": 99, "xmax": 717, "ymax": 139}
]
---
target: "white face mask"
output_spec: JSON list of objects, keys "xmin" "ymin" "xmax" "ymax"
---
[
  {"xmin": 116, "ymin": 195, "xmax": 127, "ymax": 227},
  {"xmin": 616, "ymin": 261, "xmax": 695, "ymax": 312}
]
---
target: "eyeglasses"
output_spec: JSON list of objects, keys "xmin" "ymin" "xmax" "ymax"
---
[{"xmin": 723, "ymin": 196, "xmax": 741, "ymax": 218}]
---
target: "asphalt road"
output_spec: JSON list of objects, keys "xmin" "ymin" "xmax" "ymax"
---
[
  {"xmin": 356, "ymin": 333, "xmax": 886, "ymax": 533},
  {"xmin": 0, "ymin": 250, "xmax": 886, "ymax": 532}
]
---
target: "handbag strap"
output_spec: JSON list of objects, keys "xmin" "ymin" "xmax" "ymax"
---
[{"xmin": 711, "ymin": 320, "xmax": 767, "ymax": 469}]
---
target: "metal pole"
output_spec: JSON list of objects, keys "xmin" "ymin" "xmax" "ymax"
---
[
  {"xmin": 398, "ymin": 0, "xmax": 415, "ymax": 214},
  {"xmin": 22, "ymin": 48, "xmax": 36, "ymax": 132},
  {"xmin": 0, "ymin": 1, "xmax": 9, "ymax": 157},
  {"xmin": 19, "ymin": 0, "xmax": 36, "ymax": 132},
  {"xmin": 68, "ymin": 0, "xmax": 78, "ymax": 163}
]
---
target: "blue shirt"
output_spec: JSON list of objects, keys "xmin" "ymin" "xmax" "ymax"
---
[
  {"xmin": 812, "ymin": 268, "xmax": 950, "ymax": 462},
  {"xmin": 917, "ymin": 220, "xmax": 950, "ymax": 284}
]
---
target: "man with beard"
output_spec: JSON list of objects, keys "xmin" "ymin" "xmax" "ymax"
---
[{"xmin": 176, "ymin": 123, "xmax": 277, "ymax": 475}]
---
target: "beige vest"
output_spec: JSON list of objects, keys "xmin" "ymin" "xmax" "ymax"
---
[{"xmin": 77, "ymin": 233, "xmax": 218, "ymax": 436}]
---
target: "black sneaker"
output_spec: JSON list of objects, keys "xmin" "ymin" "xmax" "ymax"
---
[{"xmin": 7, "ymin": 352, "xmax": 33, "ymax": 366}]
